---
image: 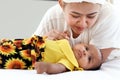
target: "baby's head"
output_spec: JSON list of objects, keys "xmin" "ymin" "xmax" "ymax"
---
[{"xmin": 72, "ymin": 43, "xmax": 102, "ymax": 70}]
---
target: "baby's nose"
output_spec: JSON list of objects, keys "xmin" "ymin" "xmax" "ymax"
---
[{"xmin": 83, "ymin": 50, "xmax": 86, "ymax": 56}]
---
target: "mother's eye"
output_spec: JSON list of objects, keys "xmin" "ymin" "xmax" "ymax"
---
[
  {"xmin": 72, "ymin": 15, "xmax": 80, "ymax": 18},
  {"xmin": 71, "ymin": 14, "xmax": 80, "ymax": 18},
  {"xmin": 87, "ymin": 16, "xmax": 96, "ymax": 19}
]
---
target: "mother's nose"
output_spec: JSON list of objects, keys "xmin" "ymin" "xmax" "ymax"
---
[{"xmin": 76, "ymin": 16, "xmax": 87, "ymax": 28}]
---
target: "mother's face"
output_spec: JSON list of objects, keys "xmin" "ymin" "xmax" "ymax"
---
[{"xmin": 60, "ymin": 1, "xmax": 101, "ymax": 38}]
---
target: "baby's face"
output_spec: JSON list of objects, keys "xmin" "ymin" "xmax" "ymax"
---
[{"xmin": 72, "ymin": 43, "xmax": 102, "ymax": 70}]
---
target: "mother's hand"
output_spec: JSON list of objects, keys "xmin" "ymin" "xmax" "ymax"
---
[{"xmin": 44, "ymin": 29, "xmax": 70, "ymax": 40}]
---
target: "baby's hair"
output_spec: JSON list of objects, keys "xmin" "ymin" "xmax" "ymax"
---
[{"xmin": 87, "ymin": 64, "xmax": 102, "ymax": 70}]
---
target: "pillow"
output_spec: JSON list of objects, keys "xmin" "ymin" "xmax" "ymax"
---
[{"xmin": 0, "ymin": 35, "xmax": 45, "ymax": 69}]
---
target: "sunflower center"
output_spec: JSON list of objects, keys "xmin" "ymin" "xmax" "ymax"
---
[{"xmin": 3, "ymin": 45, "xmax": 11, "ymax": 49}]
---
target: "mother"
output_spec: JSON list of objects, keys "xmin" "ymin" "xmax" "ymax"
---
[{"xmin": 34, "ymin": 0, "xmax": 120, "ymax": 63}]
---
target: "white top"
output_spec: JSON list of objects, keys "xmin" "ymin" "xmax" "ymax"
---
[{"xmin": 34, "ymin": 2, "xmax": 120, "ymax": 49}]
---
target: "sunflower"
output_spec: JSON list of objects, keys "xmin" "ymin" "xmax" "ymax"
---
[
  {"xmin": 23, "ymin": 38, "xmax": 32, "ymax": 45},
  {"xmin": 27, "ymin": 66, "xmax": 34, "ymax": 70},
  {"xmin": 0, "ymin": 41, "xmax": 16, "ymax": 56},
  {"xmin": 0, "ymin": 60, "xmax": 2, "ymax": 64},
  {"xmin": 20, "ymin": 50, "xmax": 32, "ymax": 61},
  {"xmin": 36, "ymin": 41, "xmax": 45, "ymax": 49},
  {"xmin": 35, "ymin": 37, "xmax": 46, "ymax": 49},
  {"xmin": 4, "ymin": 58, "xmax": 26, "ymax": 69},
  {"xmin": 0, "ymin": 56, "xmax": 2, "ymax": 64},
  {"xmin": 30, "ymin": 35, "xmax": 46, "ymax": 48},
  {"xmin": 13, "ymin": 39, "xmax": 23, "ymax": 49},
  {"xmin": 31, "ymin": 50, "xmax": 37, "ymax": 66}
]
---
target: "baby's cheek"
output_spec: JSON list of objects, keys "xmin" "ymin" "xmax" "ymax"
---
[{"xmin": 78, "ymin": 58, "xmax": 88, "ymax": 68}]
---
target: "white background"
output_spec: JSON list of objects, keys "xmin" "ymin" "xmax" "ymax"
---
[
  {"xmin": 0, "ymin": 0, "xmax": 57, "ymax": 38},
  {"xmin": 0, "ymin": 0, "xmax": 119, "ymax": 39},
  {"xmin": 113, "ymin": 0, "xmax": 120, "ymax": 7}
]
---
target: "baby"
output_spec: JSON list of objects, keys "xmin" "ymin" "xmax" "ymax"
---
[
  {"xmin": 35, "ymin": 39, "xmax": 102, "ymax": 74},
  {"xmin": 0, "ymin": 35, "xmax": 102, "ymax": 74}
]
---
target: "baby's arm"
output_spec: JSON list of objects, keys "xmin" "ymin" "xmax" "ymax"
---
[{"xmin": 35, "ymin": 62, "xmax": 67, "ymax": 74}]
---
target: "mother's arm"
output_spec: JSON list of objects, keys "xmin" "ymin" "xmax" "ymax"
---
[{"xmin": 100, "ymin": 48, "xmax": 115, "ymax": 62}]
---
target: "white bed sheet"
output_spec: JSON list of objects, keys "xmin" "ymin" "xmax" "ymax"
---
[
  {"xmin": 0, "ymin": 69, "xmax": 115, "ymax": 80},
  {"xmin": 0, "ymin": 59, "xmax": 120, "ymax": 80},
  {"xmin": 0, "ymin": 54, "xmax": 120, "ymax": 80}
]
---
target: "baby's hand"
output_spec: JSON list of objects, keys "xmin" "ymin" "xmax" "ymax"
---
[{"xmin": 35, "ymin": 62, "xmax": 48, "ymax": 74}]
